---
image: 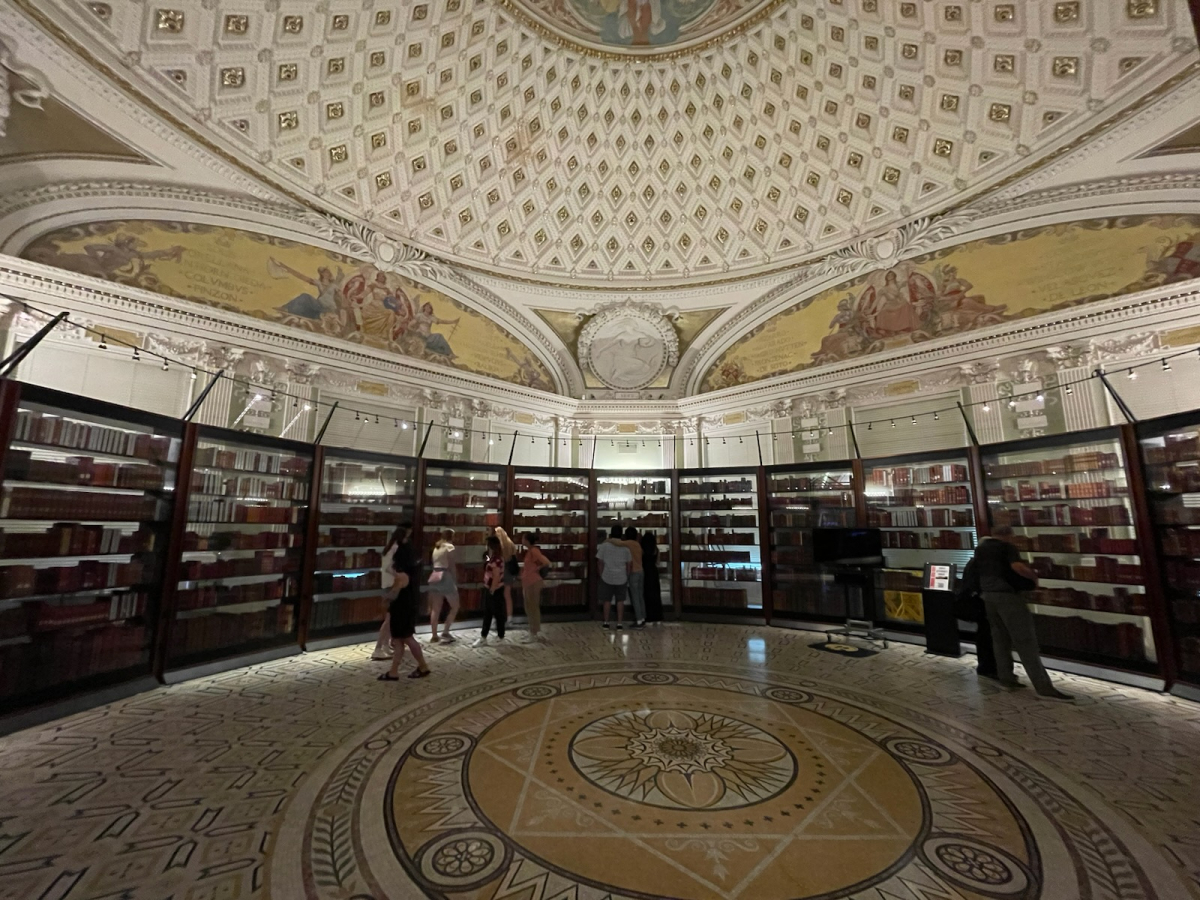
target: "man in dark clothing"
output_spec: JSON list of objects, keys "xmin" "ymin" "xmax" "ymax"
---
[{"xmin": 972, "ymin": 525, "xmax": 1072, "ymax": 701}]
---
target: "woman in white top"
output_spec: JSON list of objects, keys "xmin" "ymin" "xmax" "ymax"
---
[{"xmin": 427, "ymin": 528, "xmax": 460, "ymax": 643}]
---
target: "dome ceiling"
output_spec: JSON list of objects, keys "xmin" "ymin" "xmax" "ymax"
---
[{"xmin": 13, "ymin": 0, "xmax": 1200, "ymax": 288}]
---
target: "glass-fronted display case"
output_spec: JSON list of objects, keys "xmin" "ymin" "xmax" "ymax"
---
[
  {"xmin": 678, "ymin": 470, "xmax": 762, "ymax": 615},
  {"xmin": 422, "ymin": 463, "xmax": 505, "ymax": 618},
  {"xmin": 512, "ymin": 469, "xmax": 591, "ymax": 615},
  {"xmin": 1138, "ymin": 418, "xmax": 1199, "ymax": 686},
  {"xmin": 767, "ymin": 465, "xmax": 858, "ymax": 621},
  {"xmin": 864, "ymin": 457, "xmax": 977, "ymax": 627},
  {"xmin": 595, "ymin": 472, "xmax": 673, "ymax": 614},
  {"xmin": 0, "ymin": 383, "xmax": 181, "ymax": 706},
  {"xmin": 309, "ymin": 451, "xmax": 416, "ymax": 641},
  {"xmin": 984, "ymin": 432, "xmax": 1154, "ymax": 673},
  {"xmin": 167, "ymin": 430, "xmax": 311, "ymax": 670}
]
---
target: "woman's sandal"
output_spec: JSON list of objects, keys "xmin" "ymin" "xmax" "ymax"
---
[
  {"xmin": 377, "ymin": 673, "xmax": 400, "ymax": 681},
  {"xmin": 408, "ymin": 668, "xmax": 431, "ymax": 679}
]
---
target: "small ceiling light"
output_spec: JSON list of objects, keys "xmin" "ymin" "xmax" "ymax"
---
[
  {"xmin": 933, "ymin": 412, "xmax": 939, "ymax": 421},
  {"xmin": 401, "ymin": 420, "xmax": 409, "ymax": 429},
  {"xmin": 890, "ymin": 420, "xmax": 896, "ymax": 428},
  {"xmin": 375, "ymin": 414, "xmax": 380, "ymax": 425},
  {"xmin": 911, "ymin": 416, "xmax": 917, "ymax": 426},
  {"xmin": 98, "ymin": 335, "xmax": 107, "ymax": 350},
  {"xmin": 867, "ymin": 422, "xmax": 873, "ymax": 431},
  {"xmin": 827, "ymin": 427, "xmax": 833, "ymax": 435},
  {"xmin": 393, "ymin": 418, "xmax": 398, "ymax": 427},
  {"xmin": 355, "ymin": 411, "xmax": 360, "ymax": 421},
  {"xmin": 1008, "ymin": 398, "xmax": 1017, "ymax": 409},
  {"xmin": 1127, "ymin": 368, "xmax": 1137, "ymax": 381},
  {"xmin": 161, "ymin": 359, "xmax": 169, "ymax": 372},
  {"xmin": 132, "ymin": 347, "xmax": 140, "ymax": 362},
  {"xmin": 304, "ymin": 403, "xmax": 312, "ymax": 411},
  {"xmin": 1065, "ymin": 385, "xmax": 1073, "ymax": 395},
  {"xmin": 1036, "ymin": 391, "xmax": 1044, "ymax": 402},
  {"xmin": 982, "ymin": 403, "xmax": 991, "ymax": 412},
  {"xmin": 1162, "ymin": 358, "xmax": 1172, "ymax": 372},
  {"xmin": 190, "ymin": 369, "xmax": 197, "ymax": 381}
]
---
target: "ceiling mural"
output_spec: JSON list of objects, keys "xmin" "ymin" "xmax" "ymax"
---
[
  {"xmin": 701, "ymin": 214, "xmax": 1200, "ymax": 392},
  {"xmin": 14, "ymin": 0, "xmax": 1197, "ymax": 285},
  {"xmin": 498, "ymin": 0, "xmax": 786, "ymax": 57},
  {"xmin": 22, "ymin": 220, "xmax": 558, "ymax": 392}
]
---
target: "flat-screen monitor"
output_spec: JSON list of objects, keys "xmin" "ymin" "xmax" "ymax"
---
[{"xmin": 812, "ymin": 528, "xmax": 884, "ymax": 566}]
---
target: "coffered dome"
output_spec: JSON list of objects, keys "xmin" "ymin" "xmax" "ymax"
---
[{"xmin": 10, "ymin": 0, "xmax": 1199, "ymax": 288}]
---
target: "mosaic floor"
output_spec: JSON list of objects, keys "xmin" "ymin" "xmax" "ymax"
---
[{"xmin": 1, "ymin": 624, "xmax": 1199, "ymax": 900}]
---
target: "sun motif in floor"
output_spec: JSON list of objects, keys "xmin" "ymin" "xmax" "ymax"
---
[{"xmin": 571, "ymin": 709, "xmax": 794, "ymax": 809}]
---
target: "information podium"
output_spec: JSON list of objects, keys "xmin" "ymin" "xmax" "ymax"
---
[{"xmin": 922, "ymin": 562, "xmax": 961, "ymax": 657}]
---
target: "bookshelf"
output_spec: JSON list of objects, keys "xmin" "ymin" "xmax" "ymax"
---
[
  {"xmin": 678, "ymin": 469, "xmax": 762, "ymax": 616},
  {"xmin": 983, "ymin": 431, "xmax": 1156, "ymax": 674},
  {"xmin": 595, "ymin": 472, "xmax": 674, "ymax": 615},
  {"xmin": 164, "ymin": 428, "xmax": 312, "ymax": 671},
  {"xmin": 863, "ymin": 455, "xmax": 978, "ymax": 627},
  {"xmin": 0, "ymin": 382, "xmax": 181, "ymax": 706},
  {"xmin": 308, "ymin": 450, "xmax": 416, "ymax": 642},
  {"xmin": 421, "ymin": 463, "xmax": 505, "ymax": 619},
  {"xmin": 767, "ymin": 464, "xmax": 859, "ymax": 622},
  {"xmin": 511, "ymin": 468, "xmax": 592, "ymax": 615}
]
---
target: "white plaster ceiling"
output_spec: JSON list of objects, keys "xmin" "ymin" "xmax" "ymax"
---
[{"xmin": 9, "ymin": 0, "xmax": 1200, "ymax": 289}]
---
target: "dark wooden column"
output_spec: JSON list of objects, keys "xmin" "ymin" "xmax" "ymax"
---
[
  {"xmin": 587, "ymin": 473, "xmax": 599, "ymax": 618},
  {"xmin": 1119, "ymin": 423, "xmax": 1176, "ymax": 687},
  {"xmin": 296, "ymin": 445, "xmax": 325, "ymax": 650},
  {"xmin": 670, "ymin": 468, "xmax": 683, "ymax": 616},
  {"xmin": 967, "ymin": 444, "xmax": 991, "ymax": 538},
  {"xmin": 851, "ymin": 458, "xmax": 868, "ymax": 527},
  {"xmin": 757, "ymin": 465, "xmax": 774, "ymax": 625},
  {"xmin": 0, "ymin": 379, "xmax": 22, "ymax": 494},
  {"xmin": 153, "ymin": 421, "xmax": 198, "ymax": 681}
]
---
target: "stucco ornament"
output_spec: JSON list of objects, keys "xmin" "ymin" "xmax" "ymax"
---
[
  {"xmin": 578, "ymin": 301, "xmax": 680, "ymax": 391},
  {"xmin": 304, "ymin": 212, "xmax": 450, "ymax": 283},
  {"xmin": 0, "ymin": 37, "xmax": 49, "ymax": 138}
]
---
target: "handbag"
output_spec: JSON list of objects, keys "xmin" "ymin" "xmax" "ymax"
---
[{"xmin": 538, "ymin": 565, "xmax": 551, "ymax": 579}]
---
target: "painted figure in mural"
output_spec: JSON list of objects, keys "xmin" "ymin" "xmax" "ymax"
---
[
  {"xmin": 268, "ymin": 258, "xmax": 346, "ymax": 320},
  {"xmin": 561, "ymin": 0, "xmax": 717, "ymax": 48},
  {"xmin": 505, "ymin": 348, "xmax": 554, "ymax": 391},
  {"xmin": 1148, "ymin": 235, "xmax": 1200, "ymax": 283},
  {"xmin": 616, "ymin": 0, "xmax": 665, "ymax": 44},
  {"xmin": 28, "ymin": 232, "xmax": 185, "ymax": 282},
  {"xmin": 409, "ymin": 302, "xmax": 460, "ymax": 359}
]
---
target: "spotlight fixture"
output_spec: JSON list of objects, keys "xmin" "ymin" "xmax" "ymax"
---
[
  {"xmin": 1008, "ymin": 398, "xmax": 1017, "ymax": 409},
  {"xmin": 982, "ymin": 403, "xmax": 991, "ymax": 412},
  {"xmin": 867, "ymin": 422, "xmax": 873, "ymax": 431},
  {"xmin": 161, "ymin": 360, "xmax": 169, "ymax": 372},
  {"xmin": 401, "ymin": 421, "xmax": 409, "ymax": 429},
  {"xmin": 890, "ymin": 420, "xmax": 896, "ymax": 428},
  {"xmin": 1065, "ymin": 385, "xmax": 1073, "ymax": 395},
  {"xmin": 1162, "ymin": 358, "xmax": 1172, "ymax": 372},
  {"xmin": 132, "ymin": 347, "xmax": 140, "ymax": 362},
  {"xmin": 190, "ymin": 369, "xmax": 198, "ymax": 381},
  {"xmin": 375, "ymin": 415, "xmax": 380, "ymax": 425},
  {"xmin": 1127, "ymin": 368, "xmax": 1137, "ymax": 381},
  {"xmin": 393, "ymin": 418, "xmax": 398, "ymax": 427},
  {"xmin": 933, "ymin": 412, "xmax": 939, "ymax": 421},
  {"xmin": 1036, "ymin": 391, "xmax": 1044, "ymax": 402},
  {"xmin": 355, "ymin": 411, "xmax": 360, "ymax": 421},
  {"xmin": 911, "ymin": 416, "xmax": 917, "ymax": 426},
  {"xmin": 304, "ymin": 404, "xmax": 312, "ymax": 411},
  {"xmin": 98, "ymin": 335, "xmax": 107, "ymax": 350}
]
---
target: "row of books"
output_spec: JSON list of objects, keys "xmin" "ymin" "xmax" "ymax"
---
[
  {"xmin": 6, "ymin": 450, "xmax": 166, "ymax": 490},
  {"xmin": 325, "ymin": 463, "xmax": 413, "ymax": 488},
  {"xmin": 1160, "ymin": 528, "xmax": 1200, "ymax": 557},
  {"xmin": 772, "ymin": 584, "xmax": 847, "ymax": 618},
  {"xmin": 681, "ymin": 531, "xmax": 757, "ymax": 546},
  {"xmin": 989, "ymin": 481, "xmax": 1125, "ymax": 503},
  {"xmin": 681, "ymin": 478, "xmax": 754, "ymax": 494},
  {"xmin": 869, "ymin": 507, "xmax": 975, "ymax": 528},
  {"xmin": 1146, "ymin": 465, "xmax": 1200, "ymax": 494},
  {"xmin": 187, "ymin": 500, "xmax": 305, "ymax": 524},
  {"xmin": 190, "ymin": 471, "xmax": 309, "ymax": 500},
  {"xmin": 869, "ymin": 464, "xmax": 968, "ymax": 486},
  {"xmin": 183, "ymin": 529, "xmax": 300, "ymax": 552},
  {"xmin": 180, "ymin": 552, "xmax": 296, "ymax": 581},
  {"xmin": 1164, "ymin": 559, "xmax": 1200, "ymax": 592},
  {"xmin": 510, "ymin": 514, "xmax": 588, "ymax": 528},
  {"xmin": 27, "ymin": 592, "xmax": 148, "ymax": 630},
  {"xmin": 770, "ymin": 476, "xmax": 853, "ymax": 493},
  {"xmin": 13, "ymin": 410, "xmax": 175, "ymax": 462},
  {"xmin": 1035, "ymin": 615, "xmax": 1145, "ymax": 662},
  {"xmin": 0, "ymin": 524, "xmax": 155, "ymax": 559},
  {"xmin": 599, "ymin": 479, "xmax": 669, "ymax": 495},
  {"xmin": 681, "ymin": 514, "xmax": 758, "ymax": 528},
  {"xmin": 426, "ymin": 475, "xmax": 501, "ymax": 492},
  {"xmin": 1153, "ymin": 507, "xmax": 1200, "ymax": 526},
  {"xmin": 413, "ymin": 493, "xmax": 500, "ymax": 509},
  {"xmin": 771, "ymin": 510, "xmax": 857, "ymax": 529},
  {"xmin": 1, "ymin": 560, "xmax": 147, "ymax": 599},
  {"xmin": 2, "ymin": 488, "xmax": 164, "ymax": 522},
  {"xmin": 1009, "ymin": 531, "xmax": 1137, "ymax": 555},
  {"xmin": 679, "ymin": 498, "xmax": 756, "ymax": 511},
  {"xmin": 680, "ymin": 586, "xmax": 751, "ymax": 607},
  {"xmin": 986, "ymin": 452, "xmax": 1121, "ymax": 479},
  {"xmin": 320, "ymin": 509, "xmax": 406, "ymax": 526},
  {"xmin": 687, "ymin": 566, "xmax": 759, "ymax": 582},
  {"xmin": 1143, "ymin": 435, "xmax": 1200, "ymax": 465},
  {"xmin": 1031, "ymin": 586, "xmax": 1147, "ymax": 615},
  {"xmin": 309, "ymin": 594, "xmax": 385, "ymax": 632},
  {"xmin": 322, "ymin": 492, "xmax": 412, "ymax": 508},
  {"xmin": 168, "ymin": 605, "xmax": 294, "ymax": 656},
  {"xmin": 1178, "ymin": 636, "xmax": 1200, "ymax": 677},
  {"xmin": 1029, "ymin": 557, "xmax": 1142, "ymax": 585},
  {"xmin": 870, "ymin": 486, "xmax": 971, "ymax": 507},
  {"xmin": 603, "ymin": 513, "xmax": 670, "ymax": 528},
  {"xmin": 422, "ymin": 512, "xmax": 503, "ymax": 529},
  {"xmin": 680, "ymin": 550, "xmax": 752, "ymax": 564},
  {"xmin": 992, "ymin": 504, "xmax": 1131, "ymax": 527},
  {"xmin": 597, "ymin": 498, "xmax": 672, "ymax": 511},
  {"xmin": 770, "ymin": 492, "xmax": 855, "ymax": 508},
  {"xmin": 539, "ymin": 580, "xmax": 588, "ymax": 606},
  {"xmin": 1171, "ymin": 598, "xmax": 1200, "ymax": 624},
  {"xmin": 0, "ymin": 624, "xmax": 147, "ymax": 700},
  {"xmin": 316, "ymin": 549, "xmax": 383, "ymax": 571},
  {"xmin": 313, "ymin": 571, "xmax": 380, "ymax": 594},
  {"xmin": 194, "ymin": 446, "xmax": 309, "ymax": 477},
  {"xmin": 320, "ymin": 527, "xmax": 392, "ymax": 549},
  {"xmin": 175, "ymin": 579, "xmax": 292, "ymax": 611},
  {"xmin": 882, "ymin": 530, "xmax": 976, "ymax": 550},
  {"xmin": 513, "ymin": 497, "xmax": 587, "ymax": 510},
  {"xmin": 513, "ymin": 478, "xmax": 587, "ymax": 494}
]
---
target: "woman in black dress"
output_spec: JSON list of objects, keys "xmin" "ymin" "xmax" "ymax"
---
[
  {"xmin": 641, "ymin": 530, "xmax": 664, "ymax": 623},
  {"xmin": 379, "ymin": 524, "xmax": 431, "ymax": 680}
]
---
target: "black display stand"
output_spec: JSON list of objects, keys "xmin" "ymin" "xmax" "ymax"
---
[{"xmin": 922, "ymin": 562, "xmax": 961, "ymax": 658}]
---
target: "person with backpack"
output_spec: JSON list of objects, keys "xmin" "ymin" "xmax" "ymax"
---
[
  {"xmin": 969, "ymin": 525, "xmax": 1071, "ymax": 701},
  {"xmin": 520, "ymin": 531, "xmax": 550, "ymax": 643},
  {"xmin": 955, "ymin": 555, "xmax": 996, "ymax": 679}
]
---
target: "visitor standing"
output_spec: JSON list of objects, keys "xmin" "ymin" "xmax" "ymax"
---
[
  {"xmin": 378, "ymin": 525, "xmax": 431, "ymax": 681},
  {"xmin": 426, "ymin": 529, "xmax": 460, "ymax": 644},
  {"xmin": 597, "ymin": 523, "xmax": 633, "ymax": 630},
  {"xmin": 621, "ymin": 526, "xmax": 646, "ymax": 627},
  {"xmin": 641, "ymin": 530, "xmax": 664, "ymax": 623},
  {"xmin": 521, "ymin": 531, "xmax": 550, "ymax": 643},
  {"xmin": 474, "ymin": 535, "xmax": 507, "ymax": 646},
  {"xmin": 494, "ymin": 525, "xmax": 520, "ymax": 621},
  {"xmin": 371, "ymin": 535, "xmax": 398, "ymax": 660},
  {"xmin": 973, "ymin": 525, "xmax": 1071, "ymax": 700}
]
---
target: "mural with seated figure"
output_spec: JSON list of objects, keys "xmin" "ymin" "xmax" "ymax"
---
[
  {"xmin": 702, "ymin": 215, "xmax": 1200, "ymax": 392},
  {"xmin": 22, "ymin": 220, "xmax": 557, "ymax": 393}
]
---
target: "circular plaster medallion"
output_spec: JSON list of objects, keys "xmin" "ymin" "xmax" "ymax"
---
[
  {"xmin": 496, "ymin": 0, "xmax": 789, "ymax": 59},
  {"xmin": 578, "ymin": 303, "xmax": 679, "ymax": 391}
]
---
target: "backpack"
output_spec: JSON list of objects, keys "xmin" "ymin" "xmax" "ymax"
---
[{"xmin": 953, "ymin": 558, "xmax": 983, "ymax": 622}]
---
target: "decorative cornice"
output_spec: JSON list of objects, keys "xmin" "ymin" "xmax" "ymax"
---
[
  {"xmin": 304, "ymin": 212, "xmax": 452, "ymax": 284},
  {"xmin": 0, "ymin": 35, "xmax": 49, "ymax": 138}
]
